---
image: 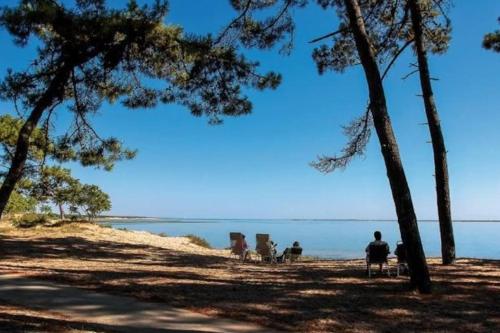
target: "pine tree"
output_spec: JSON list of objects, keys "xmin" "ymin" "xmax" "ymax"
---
[
  {"xmin": 0, "ymin": 0, "xmax": 280, "ymax": 218},
  {"xmin": 224, "ymin": 0, "xmax": 432, "ymax": 292},
  {"xmin": 408, "ymin": 0, "xmax": 455, "ymax": 264},
  {"xmin": 72, "ymin": 184, "xmax": 111, "ymax": 220}
]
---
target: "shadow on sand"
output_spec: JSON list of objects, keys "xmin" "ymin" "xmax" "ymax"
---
[{"xmin": 0, "ymin": 234, "xmax": 499, "ymax": 332}]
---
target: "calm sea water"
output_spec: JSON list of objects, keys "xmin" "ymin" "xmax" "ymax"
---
[{"xmin": 103, "ymin": 219, "xmax": 500, "ymax": 259}]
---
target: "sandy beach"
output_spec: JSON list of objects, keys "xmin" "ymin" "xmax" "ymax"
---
[{"xmin": 0, "ymin": 222, "xmax": 499, "ymax": 332}]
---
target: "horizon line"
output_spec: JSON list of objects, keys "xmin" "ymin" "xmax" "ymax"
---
[{"xmin": 101, "ymin": 215, "xmax": 500, "ymax": 222}]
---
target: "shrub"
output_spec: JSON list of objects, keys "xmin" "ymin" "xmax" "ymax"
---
[
  {"xmin": 185, "ymin": 234, "xmax": 211, "ymax": 248},
  {"xmin": 12, "ymin": 213, "xmax": 49, "ymax": 228}
]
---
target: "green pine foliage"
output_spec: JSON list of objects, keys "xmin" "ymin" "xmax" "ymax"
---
[
  {"xmin": 4, "ymin": 189, "xmax": 36, "ymax": 214},
  {"xmin": 73, "ymin": 184, "xmax": 111, "ymax": 221},
  {"xmin": 483, "ymin": 18, "xmax": 500, "ymax": 52},
  {"xmin": 1, "ymin": 114, "xmax": 112, "ymax": 220},
  {"xmin": 0, "ymin": 0, "xmax": 280, "ymax": 128}
]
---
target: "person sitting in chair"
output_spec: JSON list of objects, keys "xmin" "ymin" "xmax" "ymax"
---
[
  {"xmin": 394, "ymin": 241, "xmax": 408, "ymax": 275},
  {"xmin": 365, "ymin": 231, "xmax": 390, "ymax": 273},
  {"xmin": 277, "ymin": 241, "xmax": 302, "ymax": 263},
  {"xmin": 264, "ymin": 240, "xmax": 278, "ymax": 263},
  {"xmin": 270, "ymin": 240, "xmax": 277, "ymax": 257},
  {"xmin": 291, "ymin": 241, "xmax": 302, "ymax": 252}
]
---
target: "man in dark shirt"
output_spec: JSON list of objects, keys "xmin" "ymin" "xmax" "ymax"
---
[{"xmin": 365, "ymin": 231, "xmax": 389, "ymax": 272}]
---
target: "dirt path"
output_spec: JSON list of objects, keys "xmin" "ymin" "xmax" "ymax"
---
[{"xmin": 0, "ymin": 274, "xmax": 280, "ymax": 333}]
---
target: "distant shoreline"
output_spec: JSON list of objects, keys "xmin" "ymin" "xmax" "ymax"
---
[
  {"xmin": 98, "ymin": 216, "xmax": 161, "ymax": 221},
  {"xmin": 98, "ymin": 217, "xmax": 500, "ymax": 223}
]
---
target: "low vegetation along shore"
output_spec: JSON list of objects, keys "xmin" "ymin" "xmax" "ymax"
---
[{"xmin": 0, "ymin": 221, "xmax": 499, "ymax": 332}]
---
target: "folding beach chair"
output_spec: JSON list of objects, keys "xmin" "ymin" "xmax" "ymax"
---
[
  {"xmin": 283, "ymin": 246, "xmax": 303, "ymax": 263},
  {"xmin": 255, "ymin": 233, "xmax": 274, "ymax": 263},
  {"xmin": 229, "ymin": 232, "xmax": 243, "ymax": 259},
  {"xmin": 289, "ymin": 246, "xmax": 303, "ymax": 263},
  {"xmin": 395, "ymin": 241, "xmax": 408, "ymax": 277},
  {"xmin": 367, "ymin": 243, "xmax": 390, "ymax": 277}
]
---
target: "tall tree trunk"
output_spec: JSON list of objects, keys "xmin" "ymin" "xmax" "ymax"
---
[
  {"xmin": 409, "ymin": 0, "xmax": 455, "ymax": 265},
  {"xmin": 0, "ymin": 69, "xmax": 71, "ymax": 219},
  {"xmin": 58, "ymin": 203, "xmax": 65, "ymax": 220},
  {"xmin": 343, "ymin": 0, "xmax": 431, "ymax": 293}
]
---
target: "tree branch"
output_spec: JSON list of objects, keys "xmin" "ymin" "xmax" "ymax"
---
[
  {"xmin": 308, "ymin": 27, "xmax": 349, "ymax": 44},
  {"xmin": 381, "ymin": 38, "xmax": 414, "ymax": 80},
  {"xmin": 214, "ymin": 0, "xmax": 253, "ymax": 45},
  {"xmin": 402, "ymin": 68, "xmax": 419, "ymax": 80},
  {"xmin": 311, "ymin": 105, "xmax": 372, "ymax": 173},
  {"xmin": 262, "ymin": 0, "xmax": 292, "ymax": 33}
]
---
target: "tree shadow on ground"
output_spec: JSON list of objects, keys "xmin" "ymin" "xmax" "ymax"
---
[
  {"xmin": 0, "ymin": 235, "xmax": 499, "ymax": 332},
  {"xmin": 0, "ymin": 307, "xmax": 216, "ymax": 333},
  {"xmin": 0, "ymin": 310, "xmax": 118, "ymax": 333}
]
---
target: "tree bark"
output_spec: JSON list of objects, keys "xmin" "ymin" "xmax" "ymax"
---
[
  {"xmin": 409, "ymin": 0, "xmax": 455, "ymax": 265},
  {"xmin": 343, "ymin": 0, "xmax": 432, "ymax": 293},
  {"xmin": 0, "ymin": 69, "xmax": 71, "ymax": 219}
]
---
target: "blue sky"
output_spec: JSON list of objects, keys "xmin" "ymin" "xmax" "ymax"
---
[{"xmin": 0, "ymin": 0, "xmax": 499, "ymax": 219}]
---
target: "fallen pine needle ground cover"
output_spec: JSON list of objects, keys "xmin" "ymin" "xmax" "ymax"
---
[{"xmin": 0, "ymin": 222, "xmax": 498, "ymax": 332}]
